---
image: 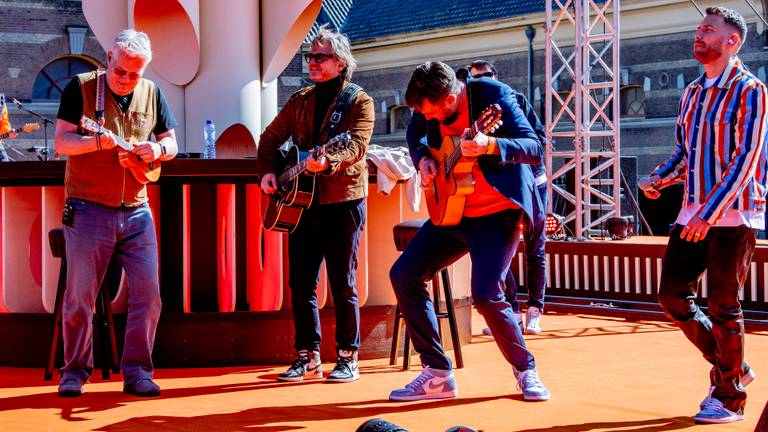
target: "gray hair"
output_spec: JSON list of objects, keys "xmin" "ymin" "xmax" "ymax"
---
[
  {"xmin": 311, "ymin": 24, "xmax": 356, "ymax": 80},
  {"xmin": 113, "ymin": 29, "xmax": 153, "ymax": 63}
]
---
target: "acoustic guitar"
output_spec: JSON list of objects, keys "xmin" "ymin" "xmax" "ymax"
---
[
  {"xmin": 424, "ymin": 103, "xmax": 503, "ymax": 226},
  {"xmin": 0, "ymin": 122, "xmax": 40, "ymax": 139},
  {"xmin": 79, "ymin": 115, "xmax": 161, "ymax": 184},
  {"xmin": 261, "ymin": 132, "xmax": 352, "ymax": 232}
]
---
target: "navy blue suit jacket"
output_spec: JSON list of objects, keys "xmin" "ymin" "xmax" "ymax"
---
[{"xmin": 406, "ymin": 78, "xmax": 544, "ymax": 225}]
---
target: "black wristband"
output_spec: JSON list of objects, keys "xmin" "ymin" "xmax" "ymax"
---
[{"xmin": 160, "ymin": 143, "xmax": 167, "ymax": 156}]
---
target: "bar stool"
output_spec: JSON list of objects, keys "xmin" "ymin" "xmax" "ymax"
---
[
  {"xmin": 45, "ymin": 228, "xmax": 120, "ymax": 381},
  {"xmin": 389, "ymin": 219, "xmax": 463, "ymax": 370}
]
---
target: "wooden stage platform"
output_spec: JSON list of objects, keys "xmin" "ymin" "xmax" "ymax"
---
[{"xmin": 1, "ymin": 312, "xmax": 766, "ymax": 432}]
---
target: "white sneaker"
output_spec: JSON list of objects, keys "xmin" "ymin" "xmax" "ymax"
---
[
  {"xmin": 389, "ymin": 366, "xmax": 458, "ymax": 401},
  {"xmin": 514, "ymin": 368, "xmax": 550, "ymax": 401},
  {"xmin": 525, "ymin": 307, "xmax": 542, "ymax": 335}
]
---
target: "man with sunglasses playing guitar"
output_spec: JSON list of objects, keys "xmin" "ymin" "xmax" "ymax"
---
[
  {"xmin": 257, "ymin": 25, "xmax": 374, "ymax": 384},
  {"xmin": 53, "ymin": 29, "xmax": 177, "ymax": 398},
  {"xmin": 389, "ymin": 61, "xmax": 549, "ymax": 402}
]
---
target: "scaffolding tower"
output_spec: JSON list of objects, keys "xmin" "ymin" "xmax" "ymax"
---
[{"xmin": 545, "ymin": 0, "xmax": 621, "ymax": 238}]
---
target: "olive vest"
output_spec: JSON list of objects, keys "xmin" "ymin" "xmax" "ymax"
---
[{"xmin": 64, "ymin": 71, "xmax": 157, "ymax": 207}]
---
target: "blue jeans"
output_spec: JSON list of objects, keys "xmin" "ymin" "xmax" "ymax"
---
[
  {"xmin": 390, "ymin": 209, "xmax": 536, "ymax": 372},
  {"xmin": 288, "ymin": 198, "xmax": 365, "ymax": 352},
  {"xmin": 61, "ymin": 199, "xmax": 161, "ymax": 385},
  {"xmin": 506, "ymin": 183, "xmax": 547, "ymax": 312}
]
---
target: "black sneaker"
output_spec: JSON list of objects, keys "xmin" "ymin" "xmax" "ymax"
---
[
  {"xmin": 58, "ymin": 377, "xmax": 85, "ymax": 397},
  {"xmin": 277, "ymin": 350, "xmax": 322, "ymax": 382},
  {"xmin": 326, "ymin": 350, "xmax": 360, "ymax": 383},
  {"xmin": 123, "ymin": 378, "xmax": 161, "ymax": 397}
]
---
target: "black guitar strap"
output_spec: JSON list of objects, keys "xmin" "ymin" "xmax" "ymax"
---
[{"xmin": 323, "ymin": 82, "xmax": 362, "ymax": 143}]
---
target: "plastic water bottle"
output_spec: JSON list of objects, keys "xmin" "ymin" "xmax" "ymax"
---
[{"xmin": 203, "ymin": 119, "xmax": 216, "ymax": 159}]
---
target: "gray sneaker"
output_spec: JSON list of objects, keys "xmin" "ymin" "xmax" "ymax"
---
[
  {"xmin": 514, "ymin": 368, "xmax": 550, "ymax": 401},
  {"xmin": 277, "ymin": 350, "xmax": 322, "ymax": 382},
  {"xmin": 326, "ymin": 350, "xmax": 360, "ymax": 383},
  {"xmin": 389, "ymin": 366, "xmax": 458, "ymax": 401}
]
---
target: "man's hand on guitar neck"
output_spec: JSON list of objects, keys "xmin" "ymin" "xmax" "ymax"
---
[
  {"xmin": 133, "ymin": 141, "xmax": 162, "ymax": 163},
  {"xmin": 459, "ymin": 129, "xmax": 492, "ymax": 157},
  {"xmin": 306, "ymin": 153, "xmax": 329, "ymax": 173},
  {"xmin": 96, "ymin": 130, "xmax": 117, "ymax": 151},
  {"xmin": 418, "ymin": 156, "xmax": 438, "ymax": 188}
]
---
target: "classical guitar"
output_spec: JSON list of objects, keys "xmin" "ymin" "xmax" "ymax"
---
[
  {"xmin": 79, "ymin": 115, "xmax": 161, "ymax": 184},
  {"xmin": 424, "ymin": 103, "xmax": 503, "ymax": 226},
  {"xmin": 262, "ymin": 132, "xmax": 352, "ymax": 232},
  {"xmin": 0, "ymin": 123, "xmax": 40, "ymax": 140}
]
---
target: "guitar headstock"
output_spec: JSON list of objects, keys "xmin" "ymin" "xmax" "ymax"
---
[
  {"xmin": 21, "ymin": 123, "xmax": 40, "ymax": 133},
  {"xmin": 79, "ymin": 116, "xmax": 105, "ymax": 135},
  {"xmin": 476, "ymin": 103, "xmax": 503, "ymax": 135},
  {"xmin": 322, "ymin": 131, "xmax": 352, "ymax": 157}
]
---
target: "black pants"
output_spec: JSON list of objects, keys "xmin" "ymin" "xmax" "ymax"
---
[
  {"xmin": 288, "ymin": 198, "xmax": 365, "ymax": 353},
  {"xmin": 658, "ymin": 224, "xmax": 756, "ymax": 412}
]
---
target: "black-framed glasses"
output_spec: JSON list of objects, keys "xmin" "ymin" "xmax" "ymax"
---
[
  {"xmin": 304, "ymin": 53, "xmax": 335, "ymax": 64},
  {"xmin": 472, "ymin": 71, "xmax": 495, "ymax": 79}
]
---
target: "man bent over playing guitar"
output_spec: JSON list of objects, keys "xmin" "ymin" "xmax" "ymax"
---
[{"xmin": 388, "ymin": 61, "xmax": 550, "ymax": 402}]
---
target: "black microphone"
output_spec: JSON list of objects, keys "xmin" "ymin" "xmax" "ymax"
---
[{"xmin": 11, "ymin": 98, "xmax": 23, "ymax": 109}]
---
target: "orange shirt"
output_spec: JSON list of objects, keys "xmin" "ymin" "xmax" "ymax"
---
[{"xmin": 438, "ymin": 113, "xmax": 517, "ymax": 219}]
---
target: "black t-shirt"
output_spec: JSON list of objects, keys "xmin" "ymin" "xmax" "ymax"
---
[{"xmin": 56, "ymin": 77, "xmax": 177, "ymax": 136}]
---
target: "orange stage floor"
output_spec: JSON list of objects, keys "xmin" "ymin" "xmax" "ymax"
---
[{"xmin": 1, "ymin": 312, "xmax": 766, "ymax": 432}]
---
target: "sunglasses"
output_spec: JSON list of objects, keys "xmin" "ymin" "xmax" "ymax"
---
[
  {"xmin": 304, "ymin": 53, "xmax": 336, "ymax": 64},
  {"xmin": 112, "ymin": 68, "xmax": 141, "ymax": 80},
  {"xmin": 472, "ymin": 71, "xmax": 495, "ymax": 79},
  {"xmin": 108, "ymin": 55, "xmax": 142, "ymax": 80}
]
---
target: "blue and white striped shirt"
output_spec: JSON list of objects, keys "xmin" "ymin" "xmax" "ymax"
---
[{"xmin": 653, "ymin": 58, "xmax": 768, "ymax": 226}]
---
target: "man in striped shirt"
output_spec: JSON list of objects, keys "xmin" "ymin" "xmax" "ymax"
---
[{"xmin": 639, "ymin": 6, "xmax": 767, "ymax": 425}]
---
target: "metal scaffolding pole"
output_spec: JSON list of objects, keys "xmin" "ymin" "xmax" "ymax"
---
[{"xmin": 545, "ymin": 0, "xmax": 621, "ymax": 238}]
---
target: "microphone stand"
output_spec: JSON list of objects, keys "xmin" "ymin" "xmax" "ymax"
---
[{"xmin": 13, "ymin": 99, "xmax": 54, "ymax": 161}]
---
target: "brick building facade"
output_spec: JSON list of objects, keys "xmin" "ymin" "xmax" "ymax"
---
[
  {"xmin": 0, "ymin": 0, "xmax": 103, "ymax": 161},
  {"xmin": 2, "ymin": 0, "xmax": 767, "ymax": 190}
]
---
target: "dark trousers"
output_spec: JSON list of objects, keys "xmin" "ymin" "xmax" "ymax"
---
[
  {"xmin": 389, "ymin": 209, "xmax": 535, "ymax": 371},
  {"xmin": 505, "ymin": 183, "xmax": 547, "ymax": 311},
  {"xmin": 658, "ymin": 224, "xmax": 756, "ymax": 412},
  {"xmin": 288, "ymin": 198, "xmax": 365, "ymax": 353}
]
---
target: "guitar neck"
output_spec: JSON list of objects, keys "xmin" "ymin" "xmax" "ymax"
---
[
  {"xmin": 0, "ymin": 127, "xmax": 22, "ymax": 140},
  {"xmin": 97, "ymin": 126, "xmax": 132, "ymax": 152},
  {"xmin": 111, "ymin": 134, "xmax": 133, "ymax": 152},
  {"xmin": 276, "ymin": 133, "xmax": 349, "ymax": 188},
  {"xmin": 81, "ymin": 117, "xmax": 133, "ymax": 152},
  {"xmin": 278, "ymin": 158, "xmax": 311, "ymax": 186},
  {"xmin": 444, "ymin": 119, "xmax": 483, "ymax": 174}
]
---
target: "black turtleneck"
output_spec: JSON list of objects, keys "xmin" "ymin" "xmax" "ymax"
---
[{"xmin": 312, "ymin": 75, "xmax": 344, "ymax": 145}]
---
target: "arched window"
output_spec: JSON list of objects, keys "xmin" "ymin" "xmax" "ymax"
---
[
  {"xmin": 32, "ymin": 56, "xmax": 101, "ymax": 100},
  {"xmin": 389, "ymin": 105, "xmax": 411, "ymax": 133}
]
